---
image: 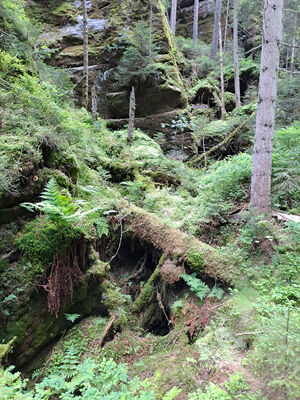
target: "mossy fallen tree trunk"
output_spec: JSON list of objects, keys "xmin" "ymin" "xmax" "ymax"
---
[{"xmin": 118, "ymin": 202, "xmax": 236, "ymax": 285}]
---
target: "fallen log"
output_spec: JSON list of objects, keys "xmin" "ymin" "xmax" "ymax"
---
[
  {"xmin": 271, "ymin": 211, "xmax": 300, "ymax": 223},
  {"xmin": 118, "ymin": 202, "xmax": 236, "ymax": 285}
]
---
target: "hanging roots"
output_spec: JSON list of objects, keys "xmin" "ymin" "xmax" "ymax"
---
[{"xmin": 42, "ymin": 237, "xmax": 87, "ymax": 318}]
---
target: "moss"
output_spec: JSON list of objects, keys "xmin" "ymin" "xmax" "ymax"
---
[
  {"xmin": 133, "ymin": 254, "xmax": 166, "ymax": 312},
  {"xmin": 46, "ymin": 151, "xmax": 79, "ymax": 182},
  {"xmin": 37, "ymin": 168, "xmax": 74, "ymax": 194},
  {"xmin": 14, "ymin": 216, "xmax": 77, "ymax": 284},
  {"xmin": 52, "ymin": 1, "xmax": 76, "ymax": 18},
  {"xmin": 0, "ymin": 337, "xmax": 16, "ymax": 363},
  {"xmin": 185, "ymin": 246, "xmax": 205, "ymax": 274},
  {"xmin": 156, "ymin": 0, "xmax": 188, "ymax": 107}
]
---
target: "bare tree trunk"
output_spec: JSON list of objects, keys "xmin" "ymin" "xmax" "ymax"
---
[
  {"xmin": 290, "ymin": 13, "xmax": 297, "ymax": 73},
  {"xmin": 82, "ymin": 0, "xmax": 89, "ymax": 108},
  {"xmin": 170, "ymin": 0, "xmax": 178, "ymax": 35},
  {"xmin": 250, "ymin": 0, "xmax": 283, "ymax": 215},
  {"xmin": 91, "ymin": 84, "xmax": 97, "ymax": 120},
  {"xmin": 223, "ymin": 0, "xmax": 230, "ymax": 52},
  {"xmin": 193, "ymin": 0, "xmax": 199, "ymax": 46},
  {"xmin": 150, "ymin": 2, "xmax": 153, "ymax": 57},
  {"xmin": 127, "ymin": 87, "xmax": 136, "ymax": 146},
  {"xmin": 233, "ymin": 0, "xmax": 241, "ymax": 107},
  {"xmin": 165, "ymin": 0, "xmax": 170, "ymax": 26},
  {"xmin": 210, "ymin": 0, "xmax": 222, "ymax": 59},
  {"xmin": 219, "ymin": 22, "xmax": 226, "ymax": 119}
]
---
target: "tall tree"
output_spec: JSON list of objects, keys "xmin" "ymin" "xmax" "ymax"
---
[
  {"xmin": 233, "ymin": 0, "xmax": 241, "ymax": 107},
  {"xmin": 210, "ymin": 0, "xmax": 222, "ymax": 59},
  {"xmin": 193, "ymin": 0, "xmax": 199, "ymax": 46},
  {"xmin": 250, "ymin": 0, "xmax": 284, "ymax": 215},
  {"xmin": 170, "ymin": 0, "xmax": 178, "ymax": 35},
  {"xmin": 218, "ymin": 22, "xmax": 226, "ymax": 119},
  {"xmin": 82, "ymin": 0, "xmax": 89, "ymax": 108},
  {"xmin": 223, "ymin": 0, "xmax": 230, "ymax": 52}
]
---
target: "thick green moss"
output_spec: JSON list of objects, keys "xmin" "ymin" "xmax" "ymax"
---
[
  {"xmin": 0, "ymin": 337, "xmax": 16, "ymax": 363},
  {"xmin": 133, "ymin": 254, "xmax": 166, "ymax": 312},
  {"xmin": 185, "ymin": 246, "xmax": 205, "ymax": 274},
  {"xmin": 14, "ymin": 216, "xmax": 77, "ymax": 284}
]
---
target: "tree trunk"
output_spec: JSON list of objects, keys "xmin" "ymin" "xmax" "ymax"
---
[
  {"xmin": 193, "ymin": 0, "xmax": 199, "ymax": 46},
  {"xmin": 233, "ymin": 0, "xmax": 241, "ymax": 107},
  {"xmin": 170, "ymin": 0, "xmax": 178, "ymax": 35},
  {"xmin": 165, "ymin": 0, "xmax": 170, "ymax": 27},
  {"xmin": 219, "ymin": 22, "xmax": 226, "ymax": 119},
  {"xmin": 91, "ymin": 84, "xmax": 97, "ymax": 120},
  {"xmin": 82, "ymin": 0, "xmax": 89, "ymax": 108},
  {"xmin": 290, "ymin": 13, "xmax": 297, "ymax": 73},
  {"xmin": 150, "ymin": 2, "xmax": 153, "ymax": 57},
  {"xmin": 250, "ymin": 0, "xmax": 283, "ymax": 215},
  {"xmin": 127, "ymin": 87, "xmax": 136, "ymax": 146},
  {"xmin": 210, "ymin": 0, "xmax": 222, "ymax": 59},
  {"xmin": 223, "ymin": 0, "xmax": 230, "ymax": 52}
]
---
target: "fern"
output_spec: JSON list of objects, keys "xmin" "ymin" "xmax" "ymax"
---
[
  {"xmin": 163, "ymin": 387, "xmax": 182, "ymax": 399},
  {"xmin": 21, "ymin": 178, "xmax": 103, "ymax": 226},
  {"xmin": 181, "ymin": 273, "xmax": 210, "ymax": 301},
  {"xmin": 65, "ymin": 313, "xmax": 81, "ymax": 323}
]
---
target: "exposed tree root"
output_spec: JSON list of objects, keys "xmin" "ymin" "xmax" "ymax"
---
[{"xmin": 42, "ymin": 237, "xmax": 87, "ymax": 318}]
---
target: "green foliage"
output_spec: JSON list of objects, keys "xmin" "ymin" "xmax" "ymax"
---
[
  {"xmin": 189, "ymin": 372, "xmax": 264, "ymax": 400},
  {"xmin": 65, "ymin": 313, "xmax": 80, "ymax": 323},
  {"xmin": 14, "ymin": 217, "xmax": 77, "ymax": 280},
  {"xmin": 181, "ymin": 274, "xmax": 210, "ymax": 301},
  {"xmin": 0, "ymin": 366, "xmax": 30, "ymax": 400},
  {"xmin": 115, "ymin": 21, "xmax": 159, "ymax": 89},
  {"xmin": 22, "ymin": 178, "xmax": 76, "ymax": 224},
  {"xmin": 272, "ymin": 123, "xmax": 300, "ymax": 211},
  {"xmin": 0, "ymin": 358, "xmax": 157, "ymax": 399}
]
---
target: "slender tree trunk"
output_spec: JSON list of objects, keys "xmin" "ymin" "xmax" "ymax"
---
[
  {"xmin": 223, "ymin": 0, "xmax": 230, "ymax": 52},
  {"xmin": 233, "ymin": 0, "xmax": 241, "ymax": 107},
  {"xmin": 91, "ymin": 84, "xmax": 97, "ymax": 120},
  {"xmin": 82, "ymin": 0, "xmax": 89, "ymax": 108},
  {"xmin": 210, "ymin": 0, "xmax": 222, "ymax": 59},
  {"xmin": 250, "ymin": 0, "xmax": 283, "ymax": 215},
  {"xmin": 170, "ymin": 0, "xmax": 178, "ymax": 35},
  {"xmin": 193, "ymin": 0, "xmax": 199, "ymax": 46},
  {"xmin": 290, "ymin": 13, "xmax": 297, "ymax": 73},
  {"xmin": 219, "ymin": 22, "xmax": 226, "ymax": 119},
  {"xmin": 150, "ymin": 2, "xmax": 153, "ymax": 57},
  {"xmin": 128, "ymin": 87, "xmax": 136, "ymax": 146},
  {"xmin": 165, "ymin": 0, "xmax": 170, "ymax": 26}
]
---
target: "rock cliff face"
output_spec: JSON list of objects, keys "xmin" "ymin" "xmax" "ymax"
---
[{"xmin": 36, "ymin": 0, "xmax": 188, "ymax": 120}]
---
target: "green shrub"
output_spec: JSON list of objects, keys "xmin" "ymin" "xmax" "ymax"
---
[{"xmin": 189, "ymin": 372, "xmax": 264, "ymax": 400}]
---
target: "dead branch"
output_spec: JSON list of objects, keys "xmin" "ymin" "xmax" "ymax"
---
[
  {"xmin": 189, "ymin": 112, "xmax": 254, "ymax": 166},
  {"xmin": 99, "ymin": 313, "xmax": 119, "ymax": 348}
]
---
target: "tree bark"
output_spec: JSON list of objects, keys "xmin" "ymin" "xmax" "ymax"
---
[
  {"xmin": 193, "ymin": 0, "xmax": 199, "ymax": 46},
  {"xmin": 218, "ymin": 22, "xmax": 226, "ymax": 120},
  {"xmin": 250, "ymin": 0, "xmax": 283, "ymax": 215},
  {"xmin": 290, "ymin": 13, "xmax": 297, "ymax": 73},
  {"xmin": 170, "ymin": 0, "xmax": 178, "ymax": 35},
  {"xmin": 127, "ymin": 86, "xmax": 136, "ymax": 146},
  {"xmin": 233, "ymin": 0, "xmax": 241, "ymax": 107},
  {"xmin": 210, "ymin": 0, "xmax": 222, "ymax": 59},
  {"xmin": 223, "ymin": 0, "xmax": 230, "ymax": 52},
  {"xmin": 82, "ymin": 0, "xmax": 89, "ymax": 109},
  {"xmin": 91, "ymin": 84, "xmax": 97, "ymax": 120}
]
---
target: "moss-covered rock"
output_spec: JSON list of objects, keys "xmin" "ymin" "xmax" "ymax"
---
[{"xmin": 1, "ymin": 271, "xmax": 107, "ymax": 369}]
